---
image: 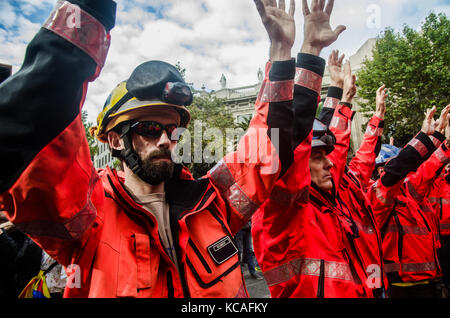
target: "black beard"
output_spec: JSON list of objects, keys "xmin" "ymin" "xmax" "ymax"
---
[{"xmin": 138, "ymin": 149, "xmax": 174, "ymax": 185}]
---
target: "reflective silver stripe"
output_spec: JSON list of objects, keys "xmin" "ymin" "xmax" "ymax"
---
[
  {"xmin": 257, "ymin": 79, "xmax": 294, "ymax": 103},
  {"xmin": 365, "ymin": 124, "xmax": 383, "ymax": 137},
  {"xmin": 209, "ymin": 159, "xmax": 235, "ymax": 192},
  {"xmin": 406, "ymin": 180, "xmax": 424, "ymax": 202},
  {"xmin": 16, "ymin": 166, "xmax": 99, "ymax": 240},
  {"xmin": 43, "ymin": 0, "xmax": 110, "ymax": 67},
  {"xmin": 263, "ymin": 258, "xmax": 354, "ymax": 287},
  {"xmin": 330, "ymin": 116, "xmax": 349, "ymax": 132},
  {"xmin": 420, "ymin": 204, "xmax": 434, "ymax": 213},
  {"xmin": 384, "ymin": 262, "xmax": 436, "ymax": 273},
  {"xmin": 429, "ymin": 197, "xmax": 450, "ymax": 205},
  {"xmin": 323, "ymin": 97, "xmax": 339, "ymax": 109},
  {"xmin": 429, "ymin": 135, "xmax": 442, "ymax": 148},
  {"xmin": 294, "ymin": 67, "xmax": 323, "ymax": 95},
  {"xmin": 354, "ymin": 220, "xmax": 376, "ymax": 235},
  {"xmin": 428, "ymin": 197, "xmax": 440, "ymax": 204},
  {"xmin": 210, "ymin": 160, "xmax": 258, "ymax": 219},
  {"xmin": 408, "ymin": 138, "xmax": 428, "ymax": 157},
  {"xmin": 234, "ymin": 283, "xmax": 248, "ymax": 298},
  {"xmin": 372, "ymin": 180, "xmax": 394, "ymax": 205},
  {"xmin": 384, "ymin": 224, "xmax": 429, "ymax": 235},
  {"xmin": 269, "ymin": 185, "xmax": 309, "ymax": 207},
  {"xmin": 434, "ymin": 146, "xmax": 450, "ymax": 165}
]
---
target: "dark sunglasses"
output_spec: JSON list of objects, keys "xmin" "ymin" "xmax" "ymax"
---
[{"xmin": 130, "ymin": 121, "xmax": 178, "ymax": 141}]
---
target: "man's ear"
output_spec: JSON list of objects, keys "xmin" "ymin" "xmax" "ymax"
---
[{"xmin": 107, "ymin": 130, "xmax": 124, "ymax": 151}]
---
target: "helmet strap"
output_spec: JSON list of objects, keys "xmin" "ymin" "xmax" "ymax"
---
[{"xmin": 113, "ymin": 123, "xmax": 144, "ymax": 178}]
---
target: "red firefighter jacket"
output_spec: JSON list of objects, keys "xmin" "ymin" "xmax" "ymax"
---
[
  {"xmin": 252, "ymin": 68, "xmax": 384, "ymax": 298},
  {"xmin": 319, "ymin": 88, "xmax": 387, "ymax": 294},
  {"xmin": 0, "ymin": 0, "xmax": 299, "ymax": 298},
  {"xmin": 368, "ymin": 132, "xmax": 450, "ymax": 284},
  {"xmin": 427, "ymin": 169, "xmax": 450, "ymax": 237}
]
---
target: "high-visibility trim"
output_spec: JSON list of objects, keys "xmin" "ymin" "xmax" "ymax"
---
[
  {"xmin": 384, "ymin": 262, "xmax": 436, "ymax": 273},
  {"xmin": 15, "ymin": 166, "xmax": 99, "ymax": 240},
  {"xmin": 420, "ymin": 204, "xmax": 434, "ymax": 213},
  {"xmin": 408, "ymin": 138, "xmax": 428, "ymax": 157},
  {"xmin": 405, "ymin": 180, "xmax": 424, "ymax": 202},
  {"xmin": 234, "ymin": 283, "xmax": 247, "ymax": 298},
  {"xmin": 322, "ymin": 97, "xmax": 340, "ymax": 110},
  {"xmin": 434, "ymin": 146, "xmax": 450, "ymax": 165},
  {"xmin": 441, "ymin": 223, "xmax": 450, "ymax": 230},
  {"xmin": 372, "ymin": 180, "xmax": 394, "ymax": 205},
  {"xmin": 384, "ymin": 224, "xmax": 429, "ymax": 236},
  {"xmin": 209, "ymin": 160, "xmax": 258, "ymax": 219},
  {"xmin": 429, "ymin": 135, "xmax": 442, "ymax": 149},
  {"xmin": 263, "ymin": 257, "xmax": 354, "ymax": 287},
  {"xmin": 428, "ymin": 197, "xmax": 450, "ymax": 205},
  {"xmin": 268, "ymin": 185, "xmax": 309, "ymax": 207},
  {"xmin": 294, "ymin": 68, "xmax": 323, "ymax": 95},
  {"xmin": 365, "ymin": 125, "xmax": 384, "ymax": 137},
  {"xmin": 43, "ymin": 0, "xmax": 110, "ymax": 67},
  {"xmin": 329, "ymin": 117, "xmax": 349, "ymax": 132},
  {"xmin": 353, "ymin": 219, "xmax": 376, "ymax": 235},
  {"xmin": 257, "ymin": 79, "xmax": 294, "ymax": 103}
]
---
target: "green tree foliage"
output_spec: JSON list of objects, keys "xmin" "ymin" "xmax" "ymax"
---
[
  {"xmin": 180, "ymin": 94, "xmax": 239, "ymax": 179},
  {"xmin": 81, "ymin": 110, "xmax": 98, "ymax": 160},
  {"xmin": 357, "ymin": 13, "xmax": 449, "ymax": 146}
]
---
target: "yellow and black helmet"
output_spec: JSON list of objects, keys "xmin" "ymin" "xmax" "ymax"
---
[{"xmin": 93, "ymin": 60, "xmax": 192, "ymax": 143}]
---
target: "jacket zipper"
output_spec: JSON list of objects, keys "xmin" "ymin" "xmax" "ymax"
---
[
  {"xmin": 167, "ymin": 271, "xmax": 174, "ymax": 298},
  {"xmin": 316, "ymin": 259, "xmax": 325, "ymax": 298},
  {"xmin": 392, "ymin": 213, "xmax": 404, "ymax": 261}
]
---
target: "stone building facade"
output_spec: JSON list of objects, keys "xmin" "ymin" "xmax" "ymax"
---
[
  {"xmin": 213, "ymin": 38, "xmax": 377, "ymax": 150},
  {"xmin": 92, "ymin": 38, "xmax": 377, "ymax": 169}
]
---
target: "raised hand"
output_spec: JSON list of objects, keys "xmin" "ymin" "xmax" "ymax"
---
[
  {"xmin": 341, "ymin": 61, "xmax": 356, "ymax": 104},
  {"xmin": 254, "ymin": 0, "xmax": 296, "ymax": 61},
  {"xmin": 301, "ymin": 0, "xmax": 346, "ymax": 56},
  {"xmin": 436, "ymin": 104, "xmax": 450, "ymax": 135},
  {"xmin": 327, "ymin": 49, "xmax": 345, "ymax": 88},
  {"xmin": 375, "ymin": 85, "xmax": 387, "ymax": 120},
  {"xmin": 421, "ymin": 106, "xmax": 437, "ymax": 136}
]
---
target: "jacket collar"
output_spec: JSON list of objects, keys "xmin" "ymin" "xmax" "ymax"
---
[
  {"xmin": 103, "ymin": 166, "xmax": 216, "ymax": 221},
  {"xmin": 309, "ymin": 181, "xmax": 337, "ymax": 210}
]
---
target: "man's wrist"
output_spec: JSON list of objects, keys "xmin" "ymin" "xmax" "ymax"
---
[
  {"xmin": 341, "ymin": 95, "xmax": 354, "ymax": 104},
  {"xmin": 300, "ymin": 43, "xmax": 321, "ymax": 56},
  {"xmin": 374, "ymin": 112, "xmax": 385, "ymax": 120},
  {"xmin": 330, "ymin": 80, "xmax": 343, "ymax": 89},
  {"xmin": 270, "ymin": 42, "xmax": 292, "ymax": 62}
]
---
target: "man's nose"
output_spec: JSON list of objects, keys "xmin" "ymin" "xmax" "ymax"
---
[
  {"xmin": 157, "ymin": 130, "xmax": 171, "ymax": 148},
  {"xmin": 324, "ymin": 157, "xmax": 334, "ymax": 169}
]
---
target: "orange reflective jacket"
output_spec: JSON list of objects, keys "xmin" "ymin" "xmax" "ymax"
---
[
  {"xmin": 369, "ymin": 134, "xmax": 450, "ymax": 283},
  {"xmin": 0, "ymin": 0, "xmax": 297, "ymax": 298}
]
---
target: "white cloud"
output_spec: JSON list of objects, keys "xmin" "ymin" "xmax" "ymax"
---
[{"xmin": 0, "ymin": 0, "xmax": 449, "ymax": 123}]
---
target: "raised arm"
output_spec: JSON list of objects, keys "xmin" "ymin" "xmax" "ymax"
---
[
  {"xmin": 0, "ymin": 0, "xmax": 116, "ymax": 264},
  {"xmin": 348, "ymin": 85, "xmax": 387, "ymax": 188},
  {"xmin": 368, "ymin": 108, "xmax": 448, "ymax": 228},
  {"xmin": 406, "ymin": 105, "xmax": 450, "ymax": 203},
  {"xmin": 210, "ymin": 0, "xmax": 297, "ymax": 232},
  {"xmin": 327, "ymin": 61, "xmax": 356, "ymax": 188},
  {"xmin": 317, "ymin": 50, "xmax": 345, "ymax": 126},
  {"xmin": 293, "ymin": 0, "xmax": 346, "ymax": 149}
]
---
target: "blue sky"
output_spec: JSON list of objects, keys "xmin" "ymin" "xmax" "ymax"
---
[{"xmin": 0, "ymin": 0, "xmax": 449, "ymax": 123}]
